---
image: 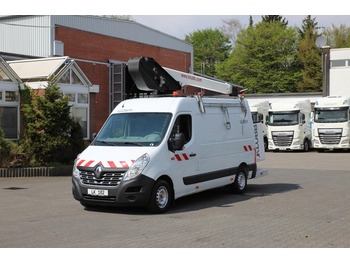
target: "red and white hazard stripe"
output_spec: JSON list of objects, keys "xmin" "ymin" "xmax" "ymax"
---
[
  {"xmin": 243, "ymin": 145, "xmax": 253, "ymax": 152},
  {"xmin": 174, "ymin": 153, "xmax": 189, "ymax": 161},
  {"xmin": 77, "ymin": 158, "xmax": 135, "ymax": 168}
]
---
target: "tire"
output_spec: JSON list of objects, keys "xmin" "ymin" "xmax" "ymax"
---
[
  {"xmin": 303, "ymin": 139, "xmax": 309, "ymax": 152},
  {"xmin": 147, "ymin": 180, "xmax": 172, "ymax": 213},
  {"xmin": 230, "ymin": 166, "xmax": 248, "ymax": 194}
]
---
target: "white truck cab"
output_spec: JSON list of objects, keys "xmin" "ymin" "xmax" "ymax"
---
[
  {"xmin": 267, "ymin": 99, "xmax": 312, "ymax": 151},
  {"xmin": 72, "ymin": 57, "xmax": 268, "ymax": 213},
  {"xmin": 312, "ymin": 96, "xmax": 350, "ymax": 151}
]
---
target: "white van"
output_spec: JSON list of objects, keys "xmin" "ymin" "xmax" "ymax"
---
[
  {"xmin": 72, "ymin": 96, "xmax": 268, "ymax": 213},
  {"xmin": 312, "ymin": 96, "xmax": 350, "ymax": 150},
  {"xmin": 267, "ymin": 99, "xmax": 312, "ymax": 151}
]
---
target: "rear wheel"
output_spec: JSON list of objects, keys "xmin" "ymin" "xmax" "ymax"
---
[
  {"xmin": 230, "ymin": 167, "xmax": 247, "ymax": 194},
  {"xmin": 147, "ymin": 179, "xmax": 172, "ymax": 213}
]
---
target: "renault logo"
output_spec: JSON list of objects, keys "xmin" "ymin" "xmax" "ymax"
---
[{"xmin": 94, "ymin": 165, "xmax": 103, "ymax": 178}]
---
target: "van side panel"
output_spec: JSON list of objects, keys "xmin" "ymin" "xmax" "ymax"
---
[{"xmin": 173, "ymin": 99, "xmax": 255, "ymax": 197}]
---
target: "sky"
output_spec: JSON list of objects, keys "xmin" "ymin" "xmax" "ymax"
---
[
  {"xmin": 4, "ymin": 0, "xmax": 350, "ymax": 41},
  {"xmin": 132, "ymin": 15, "xmax": 350, "ymax": 40}
]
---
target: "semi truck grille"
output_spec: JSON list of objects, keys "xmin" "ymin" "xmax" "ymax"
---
[
  {"xmin": 272, "ymin": 132, "xmax": 294, "ymax": 147},
  {"xmin": 79, "ymin": 171, "xmax": 124, "ymax": 186},
  {"xmin": 318, "ymin": 129, "xmax": 342, "ymax": 145}
]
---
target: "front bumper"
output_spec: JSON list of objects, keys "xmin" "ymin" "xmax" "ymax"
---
[
  {"xmin": 312, "ymin": 138, "xmax": 350, "ymax": 150},
  {"xmin": 72, "ymin": 174, "xmax": 155, "ymax": 207}
]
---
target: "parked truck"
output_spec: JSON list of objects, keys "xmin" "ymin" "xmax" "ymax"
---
[
  {"xmin": 248, "ymin": 100, "xmax": 269, "ymax": 150},
  {"xmin": 267, "ymin": 99, "xmax": 312, "ymax": 151},
  {"xmin": 72, "ymin": 57, "xmax": 268, "ymax": 213},
  {"xmin": 312, "ymin": 96, "xmax": 350, "ymax": 151}
]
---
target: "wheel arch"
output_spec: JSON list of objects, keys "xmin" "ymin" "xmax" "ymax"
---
[{"xmin": 155, "ymin": 175, "xmax": 175, "ymax": 199}]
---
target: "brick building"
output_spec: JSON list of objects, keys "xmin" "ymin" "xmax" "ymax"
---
[{"xmin": 0, "ymin": 15, "xmax": 193, "ymax": 140}]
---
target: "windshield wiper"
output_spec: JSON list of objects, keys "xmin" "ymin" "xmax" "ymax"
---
[
  {"xmin": 95, "ymin": 140, "xmax": 118, "ymax": 146},
  {"xmin": 95, "ymin": 140, "xmax": 145, "ymax": 147},
  {"xmin": 122, "ymin": 142, "xmax": 144, "ymax": 147}
]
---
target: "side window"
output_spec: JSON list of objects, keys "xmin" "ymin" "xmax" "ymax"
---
[{"xmin": 169, "ymin": 114, "xmax": 192, "ymax": 144}]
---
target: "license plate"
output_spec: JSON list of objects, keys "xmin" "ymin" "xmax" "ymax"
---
[{"xmin": 87, "ymin": 189, "xmax": 108, "ymax": 196}]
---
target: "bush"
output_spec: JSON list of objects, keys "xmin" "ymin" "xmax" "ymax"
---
[
  {"xmin": 20, "ymin": 82, "xmax": 85, "ymax": 166},
  {"xmin": 0, "ymin": 129, "xmax": 26, "ymax": 168}
]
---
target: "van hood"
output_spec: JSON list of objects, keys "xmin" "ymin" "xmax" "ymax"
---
[{"xmin": 76, "ymin": 146, "xmax": 153, "ymax": 169}]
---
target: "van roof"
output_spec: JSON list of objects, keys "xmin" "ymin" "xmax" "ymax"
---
[{"xmin": 111, "ymin": 96, "xmax": 242, "ymax": 114}]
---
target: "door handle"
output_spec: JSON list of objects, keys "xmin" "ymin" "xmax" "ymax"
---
[{"xmin": 189, "ymin": 153, "xmax": 196, "ymax": 157}]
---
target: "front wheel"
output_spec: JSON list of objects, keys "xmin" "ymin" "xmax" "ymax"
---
[
  {"xmin": 147, "ymin": 180, "xmax": 172, "ymax": 213},
  {"xmin": 303, "ymin": 139, "xmax": 310, "ymax": 152},
  {"xmin": 230, "ymin": 167, "xmax": 247, "ymax": 194}
]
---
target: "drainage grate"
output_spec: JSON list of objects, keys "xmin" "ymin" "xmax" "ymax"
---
[{"xmin": 3, "ymin": 187, "xmax": 28, "ymax": 190}]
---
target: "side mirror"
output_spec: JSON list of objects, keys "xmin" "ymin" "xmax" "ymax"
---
[{"xmin": 169, "ymin": 133, "xmax": 186, "ymax": 152}]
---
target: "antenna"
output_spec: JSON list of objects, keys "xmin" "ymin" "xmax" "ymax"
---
[{"xmin": 315, "ymin": 35, "xmax": 327, "ymax": 48}]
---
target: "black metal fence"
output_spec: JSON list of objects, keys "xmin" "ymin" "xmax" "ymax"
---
[{"xmin": 0, "ymin": 166, "xmax": 73, "ymax": 178}]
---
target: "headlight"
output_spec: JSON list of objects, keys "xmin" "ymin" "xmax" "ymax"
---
[
  {"xmin": 72, "ymin": 162, "xmax": 80, "ymax": 178},
  {"xmin": 72, "ymin": 156, "xmax": 80, "ymax": 178},
  {"xmin": 123, "ymin": 153, "xmax": 150, "ymax": 181}
]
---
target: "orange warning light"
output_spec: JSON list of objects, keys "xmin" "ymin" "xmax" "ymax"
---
[{"xmin": 173, "ymin": 91, "xmax": 179, "ymax": 96}]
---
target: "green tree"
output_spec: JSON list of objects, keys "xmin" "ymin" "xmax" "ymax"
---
[
  {"xmin": 262, "ymin": 15, "xmax": 288, "ymax": 26},
  {"xmin": 249, "ymin": 15, "xmax": 253, "ymax": 27},
  {"xmin": 185, "ymin": 28, "xmax": 231, "ymax": 77},
  {"xmin": 298, "ymin": 15, "xmax": 318, "ymax": 38},
  {"xmin": 324, "ymin": 24, "xmax": 350, "ymax": 48},
  {"xmin": 296, "ymin": 16, "xmax": 322, "ymax": 92},
  {"xmin": 217, "ymin": 21, "xmax": 299, "ymax": 93},
  {"xmin": 20, "ymin": 82, "xmax": 84, "ymax": 166}
]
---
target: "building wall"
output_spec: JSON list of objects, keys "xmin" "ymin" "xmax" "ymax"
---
[
  {"xmin": 329, "ymin": 48, "xmax": 350, "ymax": 97},
  {"xmin": 55, "ymin": 26, "xmax": 192, "ymax": 136}
]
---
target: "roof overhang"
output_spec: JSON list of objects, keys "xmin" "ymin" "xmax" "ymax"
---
[
  {"xmin": 8, "ymin": 56, "xmax": 92, "ymax": 87},
  {"xmin": 0, "ymin": 55, "xmax": 23, "ymax": 84}
]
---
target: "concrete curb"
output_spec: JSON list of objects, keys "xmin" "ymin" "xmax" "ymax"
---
[{"xmin": 0, "ymin": 166, "xmax": 73, "ymax": 178}]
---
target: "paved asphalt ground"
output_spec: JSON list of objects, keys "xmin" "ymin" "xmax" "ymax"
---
[{"xmin": 1, "ymin": 151, "xmax": 349, "ymax": 248}]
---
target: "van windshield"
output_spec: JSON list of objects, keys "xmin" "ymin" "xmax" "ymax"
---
[
  {"xmin": 314, "ymin": 107, "xmax": 348, "ymax": 123},
  {"xmin": 268, "ymin": 111, "xmax": 299, "ymax": 126},
  {"xmin": 94, "ymin": 113, "xmax": 172, "ymax": 147}
]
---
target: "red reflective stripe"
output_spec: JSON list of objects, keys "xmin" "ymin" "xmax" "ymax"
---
[
  {"xmin": 77, "ymin": 160, "xmax": 85, "ymax": 166},
  {"xmin": 244, "ymin": 146, "xmax": 248, "ymax": 152},
  {"xmin": 175, "ymin": 154, "xmax": 182, "ymax": 161},
  {"xmin": 85, "ymin": 160, "xmax": 94, "ymax": 167},
  {"xmin": 182, "ymin": 153, "xmax": 189, "ymax": 160},
  {"xmin": 248, "ymin": 145, "xmax": 252, "ymax": 151},
  {"xmin": 107, "ymin": 161, "xmax": 116, "ymax": 168},
  {"xmin": 120, "ymin": 161, "xmax": 129, "ymax": 168}
]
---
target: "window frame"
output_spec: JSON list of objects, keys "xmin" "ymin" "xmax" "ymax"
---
[
  {"xmin": 0, "ymin": 82, "xmax": 20, "ymax": 140},
  {"xmin": 59, "ymin": 85, "xmax": 90, "ymax": 140}
]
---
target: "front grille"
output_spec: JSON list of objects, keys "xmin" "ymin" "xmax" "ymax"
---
[
  {"xmin": 79, "ymin": 170, "xmax": 124, "ymax": 186},
  {"xmin": 318, "ymin": 129, "xmax": 342, "ymax": 145},
  {"xmin": 272, "ymin": 133, "xmax": 293, "ymax": 147}
]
